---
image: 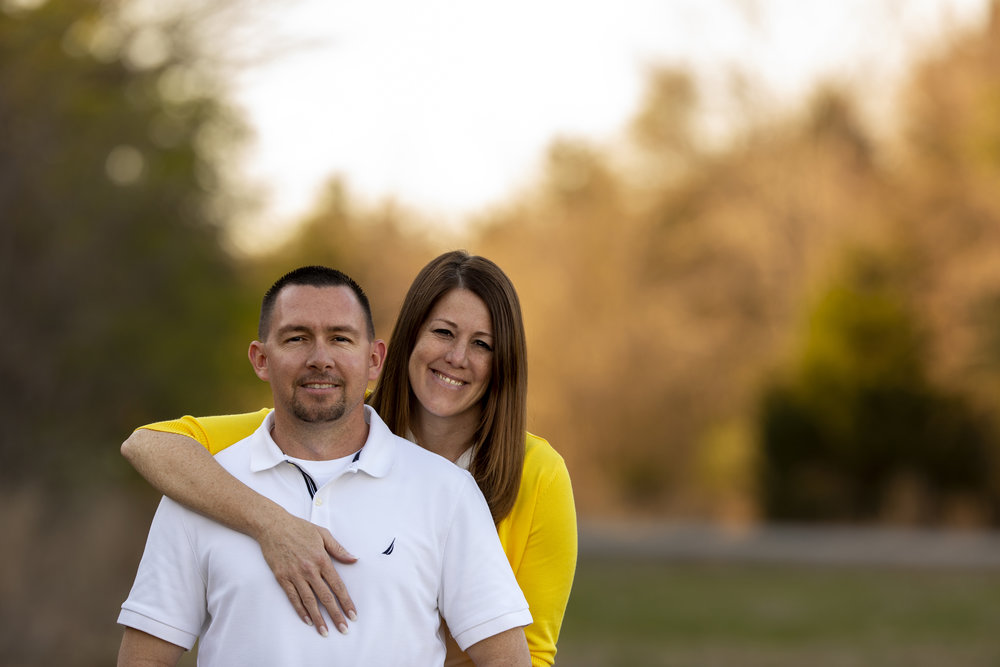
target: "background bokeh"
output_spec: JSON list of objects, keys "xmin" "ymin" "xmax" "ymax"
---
[{"xmin": 3, "ymin": 1, "xmax": 1000, "ymax": 664}]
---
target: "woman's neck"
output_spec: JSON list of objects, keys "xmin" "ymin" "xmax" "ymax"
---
[{"xmin": 409, "ymin": 409, "xmax": 479, "ymax": 463}]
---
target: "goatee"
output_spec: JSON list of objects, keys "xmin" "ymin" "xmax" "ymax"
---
[{"xmin": 292, "ymin": 400, "xmax": 346, "ymax": 423}]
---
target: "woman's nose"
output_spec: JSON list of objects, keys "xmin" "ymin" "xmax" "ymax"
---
[{"xmin": 444, "ymin": 340, "xmax": 467, "ymax": 366}]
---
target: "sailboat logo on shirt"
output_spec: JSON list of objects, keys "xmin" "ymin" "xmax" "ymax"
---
[{"xmin": 382, "ymin": 538, "xmax": 396, "ymax": 555}]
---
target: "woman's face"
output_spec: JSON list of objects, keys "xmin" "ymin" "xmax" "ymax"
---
[{"xmin": 407, "ymin": 288, "xmax": 494, "ymax": 424}]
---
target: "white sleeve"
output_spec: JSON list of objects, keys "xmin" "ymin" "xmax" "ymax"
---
[
  {"xmin": 117, "ymin": 497, "xmax": 207, "ymax": 650},
  {"xmin": 438, "ymin": 474, "xmax": 532, "ymax": 650}
]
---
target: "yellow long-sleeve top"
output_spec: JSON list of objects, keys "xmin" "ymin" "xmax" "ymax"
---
[{"xmin": 140, "ymin": 410, "xmax": 578, "ymax": 666}]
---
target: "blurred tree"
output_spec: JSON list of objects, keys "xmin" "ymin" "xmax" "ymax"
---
[
  {"xmin": 759, "ymin": 248, "xmax": 997, "ymax": 525},
  {"xmin": 0, "ymin": 0, "xmax": 258, "ymax": 487},
  {"xmin": 250, "ymin": 177, "xmax": 442, "ymax": 339},
  {"xmin": 472, "ymin": 72, "xmax": 893, "ymax": 519},
  {"xmin": 897, "ymin": 1, "xmax": 1000, "ymax": 414},
  {"xmin": 469, "ymin": 43, "xmax": 1000, "ymax": 525},
  {"xmin": 627, "ymin": 68, "xmax": 699, "ymax": 183}
]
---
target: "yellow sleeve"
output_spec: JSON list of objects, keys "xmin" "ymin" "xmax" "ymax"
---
[
  {"xmin": 137, "ymin": 409, "xmax": 272, "ymax": 455},
  {"xmin": 497, "ymin": 434, "xmax": 578, "ymax": 667}
]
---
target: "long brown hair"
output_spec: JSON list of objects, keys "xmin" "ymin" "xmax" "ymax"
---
[{"xmin": 368, "ymin": 250, "xmax": 527, "ymax": 523}]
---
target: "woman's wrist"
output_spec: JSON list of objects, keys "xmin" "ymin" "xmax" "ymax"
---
[{"xmin": 243, "ymin": 493, "xmax": 293, "ymax": 541}]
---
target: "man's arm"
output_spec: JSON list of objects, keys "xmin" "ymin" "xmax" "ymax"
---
[
  {"xmin": 117, "ymin": 628, "xmax": 185, "ymax": 667},
  {"xmin": 121, "ymin": 429, "xmax": 357, "ymax": 636},
  {"xmin": 465, "ymin": 627, "xmax": 531, "ymax": 667}
]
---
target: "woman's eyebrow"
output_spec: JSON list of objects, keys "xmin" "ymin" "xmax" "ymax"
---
[{"xmin": 430, "ymin": 318, "xmax": 493, "ymax": 338}]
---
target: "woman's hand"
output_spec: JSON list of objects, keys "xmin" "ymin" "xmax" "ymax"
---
[
  {"xmin": 121, "ymin": 428, "xmax": 361, "ymax": 636},
  {"xmin": 255, "ymin": 512, "xmax": 359, "ymax": 637}
]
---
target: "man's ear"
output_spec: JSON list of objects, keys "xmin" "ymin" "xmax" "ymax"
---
[
  {"xmin": 368, "ymin": 338, "xmax": 387, "ymax": 382},
  {"xmin": 248, "ymin": 340, "xmax": 270, "ymax": 382}
]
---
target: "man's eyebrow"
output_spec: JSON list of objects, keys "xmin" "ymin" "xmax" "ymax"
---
[
  {"xmin": 326, "ymin": 324, "xmax": 362, "ymax": 336},
  {"xmin": 275, "ymin": 324, "xmax": 361, "ymax": 336}
]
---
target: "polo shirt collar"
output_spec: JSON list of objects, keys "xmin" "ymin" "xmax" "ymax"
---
[
  {"xmin": 352, "ymin": 405, "xmax": 396, "ymax": 477},
  {"xmin": 248, "ymin": 406, "xmax": 397, "ymax": 478}
]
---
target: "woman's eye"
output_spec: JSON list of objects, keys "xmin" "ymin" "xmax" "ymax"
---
[
  {"xmin": 474, "ymin": 339, "xmax": 493, "ymax": 352},
  {"xmin": 433, "ymin": 328, "xmax": 453, "ymax": 337}
]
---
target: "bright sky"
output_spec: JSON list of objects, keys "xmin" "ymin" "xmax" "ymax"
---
[{"xmin": 228, "ymin": 0, "xmax": 990, "ymax": 246}]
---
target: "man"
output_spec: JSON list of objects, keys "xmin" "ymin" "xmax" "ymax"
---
[{"xmin": 117, "ymin": 266, "xmax": 532, "ymax": 666}]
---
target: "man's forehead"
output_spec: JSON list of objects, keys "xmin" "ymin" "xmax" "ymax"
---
[
  {"xmin": 272, "ymin": 284, "xmax": 364, "ymax": 325},
  {"xmin": 276, "ymin": 283, "xmax": 358, "ymax": 304}
]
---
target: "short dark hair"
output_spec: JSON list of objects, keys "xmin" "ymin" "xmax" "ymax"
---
[{"xmin": 258, "ymin": 266, "xmax": 375, "ymax": 341}]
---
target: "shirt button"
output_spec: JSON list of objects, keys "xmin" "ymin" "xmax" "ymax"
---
[{"xmin": 314, "ymin": 498, "xmax": 323, "ymax": 507}]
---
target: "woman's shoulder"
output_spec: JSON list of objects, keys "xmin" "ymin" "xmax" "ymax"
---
[
  {"xmin": 522, "ymin": 431, "xmax": 569, "ymax": 481},
  {"xmin": 141, "ymin": 409, "xmax": 271, "ymax": 454},
  {"xmin": 504, "ymin": 432, "xmax": 576, "ymax": 531},
  {"xmin": 524, "ymin": 430, "xmax": 562, "ymax": 458}
]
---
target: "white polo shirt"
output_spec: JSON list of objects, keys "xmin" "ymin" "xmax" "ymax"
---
[{"xmin": 119, "ymin": 406, "xmax": 531, "ymax": 666}]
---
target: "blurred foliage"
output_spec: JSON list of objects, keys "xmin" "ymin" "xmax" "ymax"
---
[
  {"xmin": 246, "ymin": 179, "xmax": 444, "ymax": 338},
  {"xmin": 462, "ymin": 73, "xmax": 898, "ymax": 520},
  {"xmin": 464, "ymin": 8, "xmax": 1000, "ymax": 523},
  {"xmin": 247, "ymin": 6, "xmax": 1000, "ymax": 526},
  {"xmin": 759, "ymin": 249, "xmax": 997, "ymax": 523},
  {"xmin": 3, "ymin": 0, "xmax": 1000, "ymax": 524},
  {"xmin": 5, "ymin": 1, "xmax": 1000, "ymax": 665},
  {"xmin": 0, "ymin": 0, "xmax": 260, "ymax": 488},
  {"xmin": 897, "ymin": 6, "xmax": 1000, "ymax": 408}
]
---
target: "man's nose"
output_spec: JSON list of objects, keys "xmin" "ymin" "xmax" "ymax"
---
[{"xmin": 307, "ymin": 342, "xmax": 336, "ymax": 368}]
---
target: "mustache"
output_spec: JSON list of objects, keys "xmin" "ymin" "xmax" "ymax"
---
[{"xmin": 297, "ymin": 375, "xmax": 344, "ymax": 386}]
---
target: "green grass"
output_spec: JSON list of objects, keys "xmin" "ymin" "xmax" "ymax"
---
[{"xmin": 556, "ymin": 558, "xmax": 1000, "ymax": 666}]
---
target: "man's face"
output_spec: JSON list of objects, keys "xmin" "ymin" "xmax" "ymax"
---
[{"xmin": 249, "ymin": 285, "xmax": 382, "ymax": 425}]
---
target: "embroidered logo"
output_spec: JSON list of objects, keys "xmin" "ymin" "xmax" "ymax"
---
[{"xmin": 381, "ymin": 538, "xmax": 396, "ymax": 555}]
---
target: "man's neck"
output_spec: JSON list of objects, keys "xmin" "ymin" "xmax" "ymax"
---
[{"xmin": 270, "ymin": 409, "xmax": 370, "ymax": 461}]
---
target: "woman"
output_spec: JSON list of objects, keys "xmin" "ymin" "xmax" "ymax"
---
[{"xmin": 121, "ymin": 251, "xmax": 577, "ymax": 666}]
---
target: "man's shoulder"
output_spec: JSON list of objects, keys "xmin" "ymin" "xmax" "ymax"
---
[{"xmin": 212, "ymin": 428, "xmax": 262, "ymax": 475}]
